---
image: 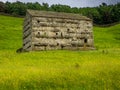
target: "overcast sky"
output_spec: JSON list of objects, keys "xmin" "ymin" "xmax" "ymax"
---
[{"xmin": 1, "ymin": 0, "xmax": 120, "ymax": 7}]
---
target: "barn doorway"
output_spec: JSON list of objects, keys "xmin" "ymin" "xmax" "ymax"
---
[
  {"xmin": 84, "ymin": 38, "xmax": 87, "ymax": 49},
  {"xmin": 84, "ymin": 38, "xmax": 87, "ymax": 43}
]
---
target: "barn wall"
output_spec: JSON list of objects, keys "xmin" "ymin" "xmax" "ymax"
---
[
  {"xmin": 23, "ymin": 13, "xmax": 32, "ymax": 51},
  {"xmin": 30, "ymin": 17, "xmax": 94, "ymax": 51}
]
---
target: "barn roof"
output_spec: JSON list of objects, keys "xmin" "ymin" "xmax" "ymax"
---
[{"xmin": 27, "ymin": 9, "xmax": 91, "ymax": 21}]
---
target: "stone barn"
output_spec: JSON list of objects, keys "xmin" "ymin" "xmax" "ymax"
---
[{"xmin": 23, "ymin": 9, "xmax": 95, "ymax": 51}]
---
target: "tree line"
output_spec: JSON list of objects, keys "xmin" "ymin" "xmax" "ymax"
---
[{"xmin": 0, "ymin": 1, "xmax": 120, "ymax": 25}]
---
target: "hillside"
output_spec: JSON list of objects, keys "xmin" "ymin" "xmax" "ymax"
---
[{"xmin": 0, "ymin": 15, "xmax": 120, "ymax": 90}]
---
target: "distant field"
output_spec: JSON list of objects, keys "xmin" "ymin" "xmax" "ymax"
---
[{"xmin": 0, "ymin": 15, "xmax": 120, "ymax": 90}]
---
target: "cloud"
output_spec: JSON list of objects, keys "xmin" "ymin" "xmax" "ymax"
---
[{"xmin": 1, "ymin": 0, "xmax": 119, "ymax": 7}]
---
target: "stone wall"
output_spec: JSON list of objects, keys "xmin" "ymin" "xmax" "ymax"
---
[
  {"xmin": 29, "ymin": 16, "xmax": 94, "ymax": 51},
  {"xmin": 23, "ymin": 13, "xmax": 32, "ymax": 51}
]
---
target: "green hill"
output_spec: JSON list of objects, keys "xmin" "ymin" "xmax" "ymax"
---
[{"xmin": 0, "ymin": 15, "xmax": 120, "ymax": 90}]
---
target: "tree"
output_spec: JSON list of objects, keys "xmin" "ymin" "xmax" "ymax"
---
[
  {"xmin": 42, "ymin": 3, "xmax": 49, "ymax": 10},
  {"xmin": 0, "ymin": 1, "xmax": 5, "ymax": 12},
  {"xmin": 98, "ymin": 3, "xmax": 113, "ymax": 24},
  {"xmin": 2, "ymin": 1, "xmax": 120, "ymax": 25}
]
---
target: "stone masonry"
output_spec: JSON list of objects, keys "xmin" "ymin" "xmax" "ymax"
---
[{"xmin": 23, "ymin": 9, "xmax": 95, "ymax": 51}]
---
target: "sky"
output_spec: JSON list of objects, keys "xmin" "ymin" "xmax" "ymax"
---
[{"xmin": 1, "ymin": 0, "xmax": 120, "ymax": 7}]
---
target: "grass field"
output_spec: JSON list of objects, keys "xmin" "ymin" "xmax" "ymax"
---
[{"xmin": 0, "ymin": 15, "xmax": 120, "ymax": 90}]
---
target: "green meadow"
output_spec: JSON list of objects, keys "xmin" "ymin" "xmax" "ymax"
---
[{"xmin": 0, "ymin": 15, "xmax": 120, "ymax": 90}]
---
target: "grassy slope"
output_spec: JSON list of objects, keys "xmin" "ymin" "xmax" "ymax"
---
[{"xmin": 0, "ymin": 15, "xmax": 120, "ymax": 90}]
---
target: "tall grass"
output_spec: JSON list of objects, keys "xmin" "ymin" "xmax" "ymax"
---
[{"xmin": 0, "ymin": 15, "xmax": 120, "ymax": 90}]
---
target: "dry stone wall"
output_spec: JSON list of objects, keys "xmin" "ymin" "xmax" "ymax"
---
[
  {"xmin": 30, "ymin": 17, "xmax": 94, "ymax": 51},
  {"xmin": 23, "ymin": 13, "xmax": 32, "ymax": 51}
]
